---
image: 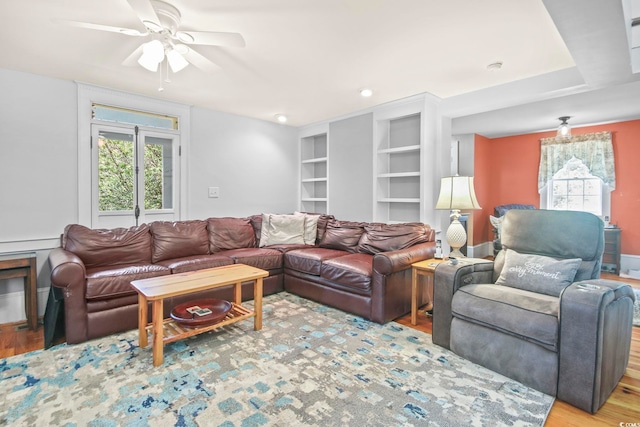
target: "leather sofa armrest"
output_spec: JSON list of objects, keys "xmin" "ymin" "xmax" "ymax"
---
[
  {"xmin": 372, "ymin": 241, "xmax": 436, "ymax": 275},
  {"xmin": 558, "ymin": 279, "xmax": 635, "ymax": 413},
  {"xmin": 49, "ymin": 247, "xmax": 90, "ymax": 343},
  {"xmin": 49, "ymin": 247, "xmax": 86, "ymax": 293},
  {"xmin": 432, "ymin": 258, "xmax": 494, "ymax": 349}
]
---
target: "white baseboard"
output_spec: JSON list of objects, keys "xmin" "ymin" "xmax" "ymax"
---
[
  {"xmin": 467, "ymin": 241, "xmax": 493, "ymax": 259},
  {"xmin": 0, "ymin": 288, "xmax": 50, "ymax": 325},
  {"xmin": 621, "ymin": 254, "xmax": 640, "ymax": 274}
]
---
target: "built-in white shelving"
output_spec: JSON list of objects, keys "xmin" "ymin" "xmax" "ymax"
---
[
  {"xmin": 300, "ymin": 132, "xmax": 328, "ymax": 214},
  {"xmin": 374, "ymin": 113, "xmax": 422, "ymax": 223}
]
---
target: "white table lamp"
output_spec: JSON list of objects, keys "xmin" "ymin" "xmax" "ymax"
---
[{"xmin": 435, "ymin": 176, "xmax": 482, "ymax": 257}]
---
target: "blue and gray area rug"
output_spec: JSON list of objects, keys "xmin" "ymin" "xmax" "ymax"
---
[{"xmin": 1, "ymin": 293, "xmax": 554, "ymax": 426}]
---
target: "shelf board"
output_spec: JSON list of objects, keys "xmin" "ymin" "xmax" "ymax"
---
[
  {"xmin": 301, "ymin": 198, "xmax": 328, "ymax": 202},
  {"xmin": 301, "ymin": 177, "xmax": 328, "ymax": 183},
  {"xmin": 377, "ymin": 145, "xmax": 420, "ymax": 154},
  {"xmin": 377, "ymin": 198, "xmax": 420, "ymax": 203},
  {"xmin": 377, "ymin": 172, "xmax": 420, "ymax": 178},
  {"xmin": 301, "ymin": 157, "xmax": 328, "ymax": 164}
]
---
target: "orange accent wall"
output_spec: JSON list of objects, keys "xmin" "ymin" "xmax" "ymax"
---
[{"xmin": 473, "ymin": 118, "xmax": 640, "ymax": 255}]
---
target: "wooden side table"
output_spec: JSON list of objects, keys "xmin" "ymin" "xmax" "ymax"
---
[
  {"xmin": 0, "ymin": 252, "xmax": 38, "ymax": 330},
  {"xmin": 411, "ymin": 258, "xmax": 445, "ymax": 325}
]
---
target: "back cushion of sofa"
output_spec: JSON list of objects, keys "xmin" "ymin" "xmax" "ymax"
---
[
  {"xmin": 150, "ymin": 220, "xmax": 209, "ymax": 263},
  {"xmin": 357, "ymin": 222, "xmax": 434, "ymax": 255},
  {"xmin": 319, "ymin": 220, "xmax": 366, "ymax": 253},
  {"xmin": 208, "ymin": 217, "xmax": 256, "ymax": 253},
  {"xmin": 63, "ymin": 223, "xmax": 152, "ymax": 269}
]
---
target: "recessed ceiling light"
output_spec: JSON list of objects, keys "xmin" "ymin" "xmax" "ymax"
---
[
  {"xmin": 487, "ymin": 61, "xmax": 503, "ymax": 70},
  {"xmin": 360, "ymin": 88, "xmax": 373, "ymax": 97},
  {"xmin": 275, "ymin": 114, "xmax": 287, "ymax": 123}
]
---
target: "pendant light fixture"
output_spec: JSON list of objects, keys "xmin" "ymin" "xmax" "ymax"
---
[{"xmin": 557, "ymin": 116, "xmax": 572, "ymax": 139}]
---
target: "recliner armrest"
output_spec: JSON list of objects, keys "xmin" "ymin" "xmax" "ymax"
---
[
  {"xmin": 432, "ymin": 258, "xmax": 494, "ymax": 349},
  {"xmin": 558, "ymin": 279, "xmax": 635, "ymax": 413}
]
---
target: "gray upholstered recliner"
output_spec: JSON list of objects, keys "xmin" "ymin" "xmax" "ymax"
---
[{"xmin": 433, "ymin": 209, "xmax": 635, "ymax": 413}]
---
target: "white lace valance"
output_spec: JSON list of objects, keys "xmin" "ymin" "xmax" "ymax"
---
[{"xmin": 538, "ymin": 131, "xmax": 615, "ymax": 192}]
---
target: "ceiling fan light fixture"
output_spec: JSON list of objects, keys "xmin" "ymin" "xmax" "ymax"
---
[
  {"xmin": 557, "ymin": 116, "xmax": 572, "ymax": 139},
  {"xmin": 142, "ymin": 20, "xmax": 163, "ymax": 33},
  {"xmin": 138, "ymin": 40, "xmax": 165, "ymax": 72},
  {"xmin": 167, "ymin": 49, "xmax": 189, "ymax": 72},
  {"xmin": 175, "ymin": 31, "xmax": 195, "ymax": 43}
]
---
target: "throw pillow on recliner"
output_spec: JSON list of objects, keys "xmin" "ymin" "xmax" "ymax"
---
[{"xmin": 496, "ymin": 249, "xmax": 582, "ymax": 297}]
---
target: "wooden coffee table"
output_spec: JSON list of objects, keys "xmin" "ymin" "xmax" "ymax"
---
[{"xmin": 130, "ymin": 264, "xmax": 269, "ymax": 366}]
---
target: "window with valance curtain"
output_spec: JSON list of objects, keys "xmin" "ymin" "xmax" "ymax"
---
[{"xmin": 538, "ymin": 131, "xmax": 615, "ymax": 192}]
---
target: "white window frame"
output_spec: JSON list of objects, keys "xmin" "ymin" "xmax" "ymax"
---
[
  {"xmin": 539, "ymin": 160, "xmax": 611, "ymax": 219},
  {"xmin": 77, "ymin": 83, "xmax": 190, "ymax": 227}
]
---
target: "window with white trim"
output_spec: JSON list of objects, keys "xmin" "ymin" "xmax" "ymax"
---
[{"xmin": 541, "ymin": 157, "xmax": 610, "ymax": 217}]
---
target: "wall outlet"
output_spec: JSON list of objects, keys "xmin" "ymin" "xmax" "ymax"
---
[{"xmin": 208, "ymin": 187, "xmax": 219, "ymax": 198}]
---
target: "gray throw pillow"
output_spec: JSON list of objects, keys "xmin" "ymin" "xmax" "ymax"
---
[{"xmin": 495, "ymin": 249, "xmax": 582, "ymax": 297}]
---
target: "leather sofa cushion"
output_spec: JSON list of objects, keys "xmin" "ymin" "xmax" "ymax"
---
[
  {"xmin": 319, "ymin": 220, "xmax": 366, "ymax": 253},
  {"xmin": 151, "ymin": 220, "xmax": 209, "ymax": 263},
  {"xmin": 452, "ymin": 284, "xmax": 559, "ymax": 351},
  {"xmin": 284, "ymin": 248, "xmax": 348, "ymax": 275},
  {"xmin": 63, "ymin": 224, "xmax": 152, "ymax": 269},
  {"xmin": 156, "ymin": 254, "xmax": 234, "ymax": 274},
  {"xmin": 357, "ymin": 222, "xmax": 434, "ymax": 255},
  {"xmin": 208, "ymin": 217, "xmax": 256, "ymax": 253},
  {"xmin": 85, "ymin": 264, "xmax": 170, "ymax": 300},
  {"xmin": 320, "ymin": 253, "xmax": 373, "ymax": 293},
  {"xmin": 223, "ymin": 248, "xmax": 283, "ymax": 270}
]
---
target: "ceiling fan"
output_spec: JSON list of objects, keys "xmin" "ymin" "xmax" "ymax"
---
[{"xmin": 59, "ymin": 0, "xmax": 245, "ymax": 75}]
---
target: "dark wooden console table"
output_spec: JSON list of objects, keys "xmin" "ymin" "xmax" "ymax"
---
[{"xmin": 0, "ymin": 252, "xmax": 38, "ymax": 330}]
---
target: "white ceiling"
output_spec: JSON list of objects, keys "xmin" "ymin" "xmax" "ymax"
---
[{"xmin": 2, "ymin": 0, "xmax": 640, "ymax": 134}]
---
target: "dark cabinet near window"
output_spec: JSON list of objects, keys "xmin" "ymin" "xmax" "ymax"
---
[{"xmin": 602, "ymin": 228, "xmax": 621, "ymax": 274}]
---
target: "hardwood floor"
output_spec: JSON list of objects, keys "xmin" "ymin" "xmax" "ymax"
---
[{"xmin": 1, "ymin": 273, "xmax": 638, "ymax": 426}]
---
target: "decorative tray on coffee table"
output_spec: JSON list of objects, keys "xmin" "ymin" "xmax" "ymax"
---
[{"xmin": 170, "ymin": 298, "xmax": 232, "ymax": 328}]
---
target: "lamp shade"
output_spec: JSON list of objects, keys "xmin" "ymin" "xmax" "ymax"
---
[{"xmin": 435, "ymin": 176, "xmax": 481, "ymax": 210}]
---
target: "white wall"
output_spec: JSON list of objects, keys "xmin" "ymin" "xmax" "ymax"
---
[
  {"xmin": 189, "ymin": 107, "xmax": 299, "ymax": 218},
  {"xmin": 0, "ymin": 69, "xmax": 78, "ymax": 304},
  {"xmin": 0, "ymin": 69, "xmax": 78, "ymax": 244},
  {"xmin": 328, "ymin": 113, "xmax": 374, "ymax": 221}
]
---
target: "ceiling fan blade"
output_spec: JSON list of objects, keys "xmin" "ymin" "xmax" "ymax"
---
[
  {"xmin": 183, "ymin": 47, "xmax": 221, "ymax": 73},
  {"xmin": 122, "ymin": 44, "xmax": 144, "ymax": 67},
  {"xmin": 175, "ymin": 30, "xmax": 245, "ymax": 48},
  {"xmin": 55, "ymin": 19, "xmax": 146, "ymax": 36},
  {"xmin": 126, "ymin": 0, "xmax": 161, "ymax": 30}
]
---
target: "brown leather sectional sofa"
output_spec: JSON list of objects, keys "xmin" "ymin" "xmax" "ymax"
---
[{"xmin": 49, "ymin": 214, "xmax": 436, "ymax": 344}]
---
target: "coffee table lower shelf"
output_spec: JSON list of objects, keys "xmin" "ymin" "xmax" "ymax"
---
[{"xmin": 144, "ymin": 303, "xmax": 253, "ymax": 345}]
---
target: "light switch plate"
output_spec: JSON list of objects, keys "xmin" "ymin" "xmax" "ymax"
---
[{"xmin": 208, "ymin": 187, "xmax": 219, "ymax": 198}]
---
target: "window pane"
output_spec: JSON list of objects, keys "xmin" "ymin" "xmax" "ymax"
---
[
  {"xmin": 583, "ymin": 196, "xmax": 602, "ymax": 215},
  {"xmin": 567, "ymin": 180, "xmax": 583, "ymax": 195},
  {"xmin": 144, "ymin": 136, "xmax": 173, "ymax": 209},
  {"xmin": 584, "ymin": 179, "xmax": 600, "ymax": 196},
  {"xmin": 567, "ymin": 195, "xmax": 583, "ymax": 210},
  {"xmin": 93, "ymin": 104, "xmax": 178, "ymax": 130},
  {"xmin": 552, "ymin": 180, "xmax": 567, "ymax": 196},
  {"xmin": 98, "ymin": 131, "xmax": 134, "ymax": 211},
  {"xmin": 552, "ymin": 195, "xmax": 567, "ymax": 210}
]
